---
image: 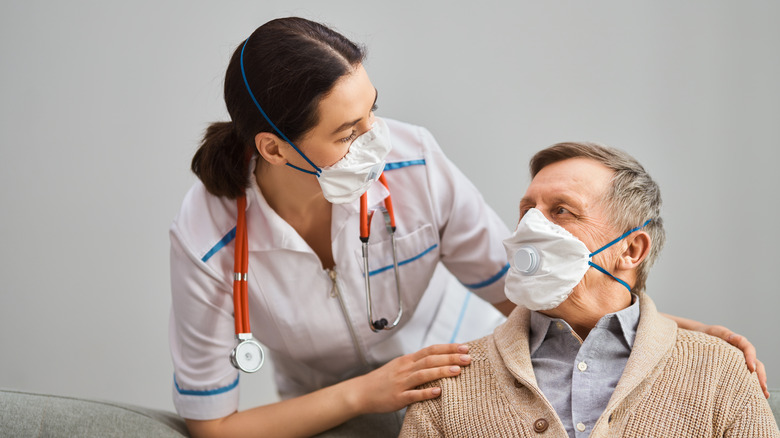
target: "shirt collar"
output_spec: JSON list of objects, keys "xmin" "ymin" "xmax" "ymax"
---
[
  {"xmin": 528, "ymin": 294, "xmax": 641, "ymax": 355},
  {"xmin": 611, "ymin": 293, "xmax": 640, "ymax": 348}
]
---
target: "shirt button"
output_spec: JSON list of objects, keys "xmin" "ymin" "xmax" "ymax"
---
[
  {"xmin": 514, "ymin": 379, "xmax": 522, "ymax": 388},
  {"xmin": 576, "ymin": 422, "xmax": 586, "ymax": 432},
  {"xmin": 533, "ymin": 418, "xmax": 549, "ymax": 433},
  {"xmin": 577, "ymin": 361, "xmax": 587, "ymax": 372},
  {"xmin": 555, "ymin": 322, "xmax": 564, "ymax": 330}
]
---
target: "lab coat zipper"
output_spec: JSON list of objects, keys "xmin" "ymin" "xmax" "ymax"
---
[{"xmin": 327, "ymin": 269, "xmax": 369, "ymax": 368}]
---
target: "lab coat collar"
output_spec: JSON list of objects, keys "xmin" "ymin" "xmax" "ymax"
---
[
  {"xmin": 331, "ymin": 179, "xmax": 390, "ymax": 244},
  {"xmin": 244, "ymin": 158, "xmax": 390, "ymax": 253}
]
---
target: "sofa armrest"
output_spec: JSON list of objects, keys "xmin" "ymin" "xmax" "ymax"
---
[{"xmin": 0, "ymin": 389, "xmax": 189, "ymax": 437}]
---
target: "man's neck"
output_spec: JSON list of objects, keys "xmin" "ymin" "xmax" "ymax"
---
[{"xmin": 540, "ymin": 286, "xmax": 632, "ymax": 340}]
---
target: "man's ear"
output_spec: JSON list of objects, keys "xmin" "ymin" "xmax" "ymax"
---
[
  {"xmin": 255, "ymin": 132, "xmax": 287, "ymax": 166},
  {"xmin": 617, "ymin": 231, "xmax": 651, "ymax": 270}
]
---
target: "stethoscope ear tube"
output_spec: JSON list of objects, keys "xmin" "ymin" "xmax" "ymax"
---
[{"xmin": 231, "ymin": 195, "xmax": 265, "ymax": 373}]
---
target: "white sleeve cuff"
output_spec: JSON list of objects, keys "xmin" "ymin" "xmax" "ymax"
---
[{"xmin": 172, "ymin": 375, "xmax": 240, "ymax": 421}]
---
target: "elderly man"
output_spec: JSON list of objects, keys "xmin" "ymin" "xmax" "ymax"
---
[{"xmin": 400, "ymin": 142, "xmax": 778, "ymax": 437}]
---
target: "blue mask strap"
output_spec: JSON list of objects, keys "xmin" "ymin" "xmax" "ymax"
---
[
  {"xmin": 588, "ymin": 219, "xmax": 652, "ymax": 292},
  {"xmin": 588, "ymin": 261, "xmax": 633, "ymax": 291},
  {"xmin": 589, "ymin": 219, "xmax": 652, "ymax": 258},
  {"xmin": 239, "ymin": 38, "xmax": 322, "ymax": 176}
]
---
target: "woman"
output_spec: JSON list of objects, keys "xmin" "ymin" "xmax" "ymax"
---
[{"xmin": 170, "ymin": 17, "xmax": 765, "ymax": 438}]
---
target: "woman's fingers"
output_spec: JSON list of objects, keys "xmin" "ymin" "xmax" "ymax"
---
[
  {"xmin": 408, "ymin": 343, "xmax": 468, "ymax": 361},
  {"xmin": 704, "ymin": 326, "xmax": 769, "ymax": 399},
  {"xmin": 756, "ymin": 359, "xmax": 769, "ymax": 398},
  {"xmin": 725, "ymin": 333, "xmax": 757, "ymax": 371},
  {"xmin": 386, "ymin": 344, "xmax": 472, "ymax": 391},
  {"xmin": 400, "ymin": 386, "xmax": 443, "ymax": 405},
  {"xmin": 705, "ymin": 326, "xmax": 758, "ymax": 370},
  {"xmin": 413, "ymin": 351, "xmax": 472, "ymax": 370},
  {"xmin": 405, "ymin": 364, "xmax": 466, "ymax": 388}
]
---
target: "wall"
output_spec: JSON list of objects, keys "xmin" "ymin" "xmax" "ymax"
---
[{"xmin": 1, "ymin": 1, "xmax": 777, "ymax": 412}]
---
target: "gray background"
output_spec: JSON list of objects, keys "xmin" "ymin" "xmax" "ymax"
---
[{"xmin": 1, "ymin": 1, "xmax": 777, "ymax": 413}]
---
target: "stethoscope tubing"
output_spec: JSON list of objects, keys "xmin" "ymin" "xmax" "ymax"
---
[
  {"xmin": 231, "ymin": 172, "xmax": 404, "ymax": 372},
  {"xmin": 233, "ymin": 195, "xmax": 250, "ymax": 335},
  {"xmin": 360, "ymin": 173, "xmax": 404, "ymax": 332}
]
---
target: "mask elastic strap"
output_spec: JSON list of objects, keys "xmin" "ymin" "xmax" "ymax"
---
[
  {"xmin": 588, "ymin": 219, "xmax": 652, "ymax": 291},
  {"xmin": 589, "ymin": 219, "xmax": 652, "ymax": 258},
  {"xmin": 239, "ymin": 38, "xmax": 322, "ymax": 176},
  {"xmin": 588, "ymin": 261, "xmax": 632, "ymax": 291}
]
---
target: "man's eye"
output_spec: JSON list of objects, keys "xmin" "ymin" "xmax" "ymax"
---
[
  {"xmin": 518, "ymin": 206, "xmax": 531, "ymax": 219},
  {"xmin": 555, "ymin": 207, "xmax": 571, "ymax": 215},
  {"xmin": 371, "ymin": 103, "xmax": 378, "ymax": 112}
]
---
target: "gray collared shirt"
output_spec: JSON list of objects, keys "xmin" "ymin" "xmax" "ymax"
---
[{"xmin": 529, "ymin": 295, "xmax": 640, "ymax": 438}]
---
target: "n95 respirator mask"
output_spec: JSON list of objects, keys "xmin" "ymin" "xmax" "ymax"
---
[
  {"xmin": 316, "ymin": 117, "xmax": 392, "ymax": 204},
  {"xmin": 502, "ymin": 208, "xmax": 649, "ymax": 311}
]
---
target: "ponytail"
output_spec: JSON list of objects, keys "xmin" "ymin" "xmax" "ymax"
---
[
  {"xmin": 191, "ymin": 121, "xmax": 250, "ymax": 199},
  {"xmin": 190, "ymin": 18, "xmax": 366, "ymax": 199}
]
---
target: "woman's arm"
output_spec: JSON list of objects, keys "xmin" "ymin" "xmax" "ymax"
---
[
  {"xmin": 185, "ymin": 343, "xmax": 472, "ymax": 438},
  {"xmin": 662, "ymin": 313, "xmax": 768, "ymax": 398}
]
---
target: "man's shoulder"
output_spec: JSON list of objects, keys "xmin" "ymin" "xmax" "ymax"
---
[
  {"xmin": 667, "ymin": 328, "xmax": 754, "ymax": 387},
  {"xmin": 675, "ymin": 328, "xmax": 743, "ymax": 359},
  {"xmin": 418, "ymin": 334, "xmax": 496, "ymax": 392},
  {"xmin": 464, "ymin": 334, "xmax": 495, "ymax": 362}
]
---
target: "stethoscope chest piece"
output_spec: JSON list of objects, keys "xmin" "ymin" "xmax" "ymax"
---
[{"xmin": 230, "ymin": 335, "xmax": 264, "ymax": 373}]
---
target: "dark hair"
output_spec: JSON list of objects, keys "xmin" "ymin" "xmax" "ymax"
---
[
  {"xmin": 191, "ymin": 17, "xmax": 366, "ymax": 198},
  {"xmin": 530, "ymin": 142, "xmax": 665, "ymax": 292}
]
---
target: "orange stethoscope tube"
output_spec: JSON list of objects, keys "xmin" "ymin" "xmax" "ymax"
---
[
  {"xmin": 360, "ymin": 173, "xmax": 403, "ymax": 332},
  {"xmin": 360, "ymin": 173, "xmax": 395, "ymax": 239},
  {"xmin": 233, "ymin": 195, "xmax": 250, "ymax": 335},
  {"xmin": 230, "ymin": 195, "xmax": 264, "ymax": 373}
]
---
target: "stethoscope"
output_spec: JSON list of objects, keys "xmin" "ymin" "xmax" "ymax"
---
[{"xmin": 230, "ymin": 174, "xmax": 404, "ymax": 373}]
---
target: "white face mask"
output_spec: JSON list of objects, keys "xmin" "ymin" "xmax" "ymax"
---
[
  {"xmin": 502, "ymin": 208, "xmax": 591, "ymax": 310},
  {"xmin": 238, "ymin": 50, "xmax": 390, "ymax": 204},
  {"xmin": 316, "ymin": 117, "xmax": 392, "ymax": 204},
  {"xmin": 502, "ymin": 208, "xmax": 648, "ymax": 311}
]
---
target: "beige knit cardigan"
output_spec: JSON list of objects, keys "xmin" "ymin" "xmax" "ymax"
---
[{"xmin": 400, "ymin": 293, "xmax": 778, "ymax": 437}]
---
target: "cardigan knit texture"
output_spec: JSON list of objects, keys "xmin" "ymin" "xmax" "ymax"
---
[{"xmin": 400, "ymin": 293, "xmax": 778, "ymax": 437}]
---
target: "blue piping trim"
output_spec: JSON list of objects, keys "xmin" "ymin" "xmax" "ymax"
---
[
  {"xmin": 368, "ymin": 244, "xmax": 438, "ymax": 276},
  {"xmin": 201, "ymin": 227, "xmax": 237, "ymax": 262},
  {"xmin": 463, "ymin": 263, "xmax": 510, "ymax": 289},
  {"xmin": 384, "ymin": 159, "xmax": 426, "ymax": 170},
  {"xmin": 174, "ymin": 374, "xmax": 239, "ymax": 396},
  {"xmin": 449, "ymin": 292, "xmax": 472, "ymax": 343}
]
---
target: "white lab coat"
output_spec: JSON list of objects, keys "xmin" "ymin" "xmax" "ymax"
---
[{"xmin": 169, "ymin": 118, "xmax": 510, "ymax": 420}]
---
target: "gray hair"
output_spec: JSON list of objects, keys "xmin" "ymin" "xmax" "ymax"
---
[{"xmin": 529, "ymin": 142, "xmax": 665, "ymax": 292}]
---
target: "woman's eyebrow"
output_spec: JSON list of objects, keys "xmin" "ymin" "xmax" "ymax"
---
[{"xmin": 329, "ymin": 88, "xmax": 378, "ymax": 136}]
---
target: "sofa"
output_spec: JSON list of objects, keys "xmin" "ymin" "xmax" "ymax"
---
[
  {"xmin": 1, "ymin": 388, "xmax": 778, "ymax": 437},
  {"xmin": 0, "ymin": 388, "xmax": 403, "ymax": 437}
]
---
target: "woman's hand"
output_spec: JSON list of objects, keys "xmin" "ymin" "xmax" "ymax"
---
[
  {"xmin": 348, "ymin": 343, "xmax": 472, "ymax": 414},
  {"xmin": 702, "ymin": 325, "xmax": 769, "ymax": 398}
]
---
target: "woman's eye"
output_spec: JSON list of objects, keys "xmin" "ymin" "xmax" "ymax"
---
[
  {"xmin": 555, "ymin": 207, "xmax": 571, "ymax": 216},
  {"xmin": 339, "ymin": 130, "xmax": 358, "ymax": 143},
  {"xmin": 371, "ymin": 103, "xmax": 378, "ymax": 113}
]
